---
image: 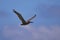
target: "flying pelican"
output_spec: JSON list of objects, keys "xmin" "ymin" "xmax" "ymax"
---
[{"xmin": 13, "ymin": 9, "xmax": 36, "ymax": 25}]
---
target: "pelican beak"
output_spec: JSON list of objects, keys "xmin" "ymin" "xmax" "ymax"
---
[{"xmin": 30, "ymin": 22, "xmax": 33, "ymax": 23}]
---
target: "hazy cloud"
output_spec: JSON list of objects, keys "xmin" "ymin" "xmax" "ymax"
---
[{"xmin": 2, "ymin": 25, "xmax": 60, "ymax": 40}]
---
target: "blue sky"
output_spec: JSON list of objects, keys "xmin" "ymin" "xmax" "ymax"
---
[{"xmin": 0, "ymin": 0, "xmax": 60, "ymax": 40}]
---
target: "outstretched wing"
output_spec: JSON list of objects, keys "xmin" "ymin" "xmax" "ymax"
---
[
  {"xmin": 27, "ymin": 14, "xmax": 36, "ymax": 21},
  {"xmin": 13, "ymin": 9, "xmax": 26, "ymax": 24}
]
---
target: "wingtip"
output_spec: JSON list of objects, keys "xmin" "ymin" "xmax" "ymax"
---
[
  {"xmin": 35, "ymin": 14, "xmax": 36, "ymax": 16},
  {"xmin": 13, "ymin": 9, "xmax": 17, "ymax": 13},
  {"xmin": 13, "ymin": 9, "xmax": 15, "ymax": 12}
]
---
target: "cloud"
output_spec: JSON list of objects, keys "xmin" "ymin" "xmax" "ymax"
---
[
  {"xmin": 2, "ymin": 25, "xmax": 60, "ymax": 40},
  {"xmin": 32, "ymin": 26, "xmax": 60, "ymax": 40}
]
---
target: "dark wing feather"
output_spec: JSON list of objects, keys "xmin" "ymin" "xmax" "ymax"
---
[
  {"xmin": 27, "ymin": 14, "xmax": 36, "ymax": 21},
  {"xmin": 13, "ymin": 9, "xmax": 26, "ymax": 24}
]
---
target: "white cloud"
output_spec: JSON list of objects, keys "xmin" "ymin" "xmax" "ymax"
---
[
  {"xmin": 2, "ymin": 25, "xmax": 60, "ymax": 40},
  {"xmin": 32, "ymin": 26, "xmax": 60, "ymax": 40}
]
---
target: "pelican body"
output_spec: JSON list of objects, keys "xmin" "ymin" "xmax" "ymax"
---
[{"xmin": 13, "ymin": 9, "xmax": 36, "ymax": 25}]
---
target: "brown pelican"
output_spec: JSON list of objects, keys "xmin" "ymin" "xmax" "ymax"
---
[{"xmin": 13, "ymin": 9, "xmax": 36, "ymax": 25}]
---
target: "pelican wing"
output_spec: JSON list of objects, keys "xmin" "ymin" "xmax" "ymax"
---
[
  {"xmin": 13, "ymin": 9, "xmax": 26, "ymax": 24},
  {"xmin": 27, "ymin": 14, "xmax": 36, "ymax": 21}
]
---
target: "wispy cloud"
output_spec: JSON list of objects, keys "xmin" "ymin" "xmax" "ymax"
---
[{"xmin": 2, "ymin": 25, "xmax": 60, "ymax": 40}]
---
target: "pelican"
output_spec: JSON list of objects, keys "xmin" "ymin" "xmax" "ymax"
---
[{"xmin": 13, "ymin": 9, "xmax": 36, "ymax": 25}]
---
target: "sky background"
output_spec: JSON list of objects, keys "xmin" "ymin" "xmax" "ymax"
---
[{"xmin": 0, "ymin": 0, "xmax": 60, "ymax": 40}]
